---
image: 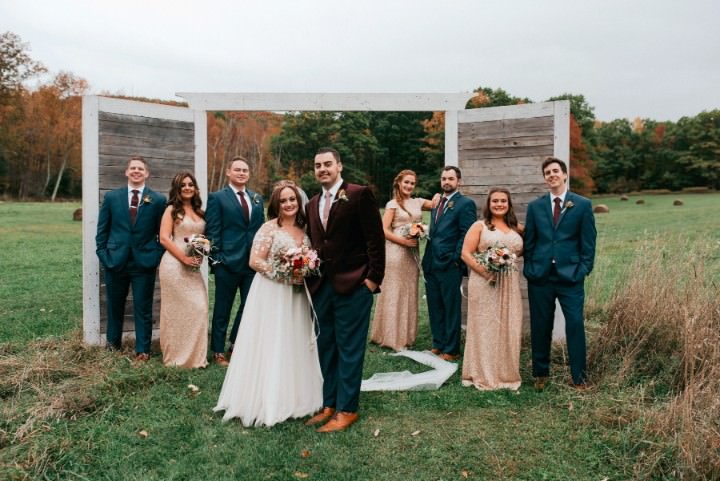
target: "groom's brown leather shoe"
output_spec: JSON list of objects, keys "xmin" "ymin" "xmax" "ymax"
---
[
  {"xmin": 304, "ymin": 407, "xmax": 335, "ymax": 426},
  {"xmin": 316, "ymin": 411, "xmax": 359, "ymax": 433},
  {"xmin": 430, "ymin": 348, "xmax": 442, "ymax": 355},
  {"xmin": 213, "ymin": 353, "xmax": 229, "ymax": 367}
]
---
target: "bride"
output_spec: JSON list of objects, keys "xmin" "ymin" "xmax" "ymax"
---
[{"xmin": 214, "ymin": 181, "xmax": 323, "ymax": 427}]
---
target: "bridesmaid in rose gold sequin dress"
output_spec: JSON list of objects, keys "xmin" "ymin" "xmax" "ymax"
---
[
  {"xmin": 461, "ymin": 188, "xmax": 524, "ymax": 390},
  {"xmin": 158, "ymin": 172, "xmax": 209, "ymax": 368},
  {"xmin": 370, "ymin": 170, "xmax": 435, "ymax": 351}
]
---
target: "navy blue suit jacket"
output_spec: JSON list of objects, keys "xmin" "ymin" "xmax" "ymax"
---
[
  {"xmin": 205, "ymin": 186, "xmax": 265, "ymax": 274},
  {"xmin": 523, "ymin": 191, "xmax": 597, "ymax": 284},
  {"xmin": 95, "ymin": 187, "xmax": 166, "ymax": 272},
  {"xmin": 422, "ymin": 192, "xmax": 477, "ymax": 273}
]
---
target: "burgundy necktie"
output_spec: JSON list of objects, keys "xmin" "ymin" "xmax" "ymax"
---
[
  {"xmin": 237, "ymin": 191, "xmax": 250, "ymax": 223},
  {"xmin": 553, "ymin": 197, "xmax": 561, "ymax": 226},
  {"xmin": 129, "ymin": 189, "xmax": 140, "ymax": 224},
  {"xmin": 435, "ymin": 197, "xmax": 447, "ymax": 224}
]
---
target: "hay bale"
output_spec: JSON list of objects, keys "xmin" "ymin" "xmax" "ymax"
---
[
  {"xmin": 620, "ymin": 195, "xmax": 629, "ymax": 201},
  {"xmin": 72, "ymin": 208, "xmax": 82, "ymax": 221},
  {"xmin": 673, "ymin": 199, "xmax": 684, "ymax": 206},
  {"xmin": 593, "ymin": 204, "xmax": 610, "ymax": 214},
  {"xmin": 636, "ymin": 199, "xmax": 645, "ymax": 205}
]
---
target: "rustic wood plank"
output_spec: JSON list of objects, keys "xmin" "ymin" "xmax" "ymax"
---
[
  {"xmin": 459, "ymin": 156, "xmax": 548, "ymax": 170},
  {"xmin": 459, "ymin": 135, "xmax": 554, "ymax": 150},
  {"xmin": 100, "ymin": 133, "xmax": 194, "ymax": 150},
  {"xmin": 100, "ymin": 121, "xmax": 195, "ymax": 143},
  {"xmin": 458, "ymin": 145, "xmax": 555, "ymax": 160},
  {"xmin": 95, "ymin": 108, "xmax": 195, "ymax": 339},
  {"xmin": 100, "ymin": 111, "xmax": 194, "ymax": 130}
]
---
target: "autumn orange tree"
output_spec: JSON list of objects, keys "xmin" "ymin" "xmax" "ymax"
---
[
  {"xmin": 1, "ymin": 32, "xmax": 88, "ymax": 200},
  {"xmin": 207, "ymin": 111, "xmax": 283, "ymax": 194}
]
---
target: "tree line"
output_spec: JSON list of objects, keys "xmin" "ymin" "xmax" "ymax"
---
[{"xmin": 1, "ymin": 31, "xmax": 717, "ymax": 202}]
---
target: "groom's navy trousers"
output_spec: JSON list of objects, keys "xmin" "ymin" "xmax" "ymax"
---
[{"xmin": 312, "ymin": 280, "xmax": 374, "ymax": 413}]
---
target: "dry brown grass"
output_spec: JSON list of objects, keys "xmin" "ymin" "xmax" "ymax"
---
[
  {"xmin": 0, "ymin": 335, "xmax": 132, "ymax": 478},
  {"xmin": 589, "ymin": 239, "xmax": 720, "ymax": 480}
]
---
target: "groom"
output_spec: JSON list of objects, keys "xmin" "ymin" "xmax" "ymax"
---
[
  {"xmin": 305, "ymin": 147, "xmax": 385, "ymax": 433},
  {"xmin": 205, "ymin": 156, "xmax": 265, "ymax": 366},
  {"xmin": 523, "ymin": 157, "xmax": 597, "ymax": 390},
  {"xmin": 95, "ymin": 155, "xmax": 166, "ymax": 361}
]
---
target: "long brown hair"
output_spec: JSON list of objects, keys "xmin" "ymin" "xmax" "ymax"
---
[
  {"xmin": 392, "ymin": 169, "xmax": 417, "ymax": 214},
  {"xmin": 483, "ymin": 187, "xmax": 520, "ymax": 232},
  {"xmin": 168, "ymin": 171, "xmax": 204, "ymax": 223},
  {"xmin": 267, "ymin": 181, "xmax": 307, "ymax": 228}
]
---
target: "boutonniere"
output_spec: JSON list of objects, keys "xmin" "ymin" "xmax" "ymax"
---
[
  {"xmin": 142, "ymin": 195, "xmax": 152, "ymax": 205},
  {"xmin": 336, "ymin": 189, "xmax": 349, "ymax": 202},
  {"xmin": 252, "ymin": 193, "xmax": 261, "ymax": 205},
  {"xmin": 447, "ymin": 200, "xmax": 455, "ymax": 210},
  {"xmin": 562, "ymin": 200, "xmax": 574, "ymax": 213}
]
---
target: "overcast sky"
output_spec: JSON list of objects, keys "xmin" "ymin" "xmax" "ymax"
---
[{"xmin": 3, "ymin": 0, "xmax": 718, "ymax": 121}]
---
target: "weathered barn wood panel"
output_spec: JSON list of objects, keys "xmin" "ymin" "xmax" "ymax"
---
[
  {"xmin": 457, "ymin": 101, "xmax": 570, "ymax": 329},
  {"xmin": 96, "ymin": 110, "xmax": 195, "ymax": 338}
]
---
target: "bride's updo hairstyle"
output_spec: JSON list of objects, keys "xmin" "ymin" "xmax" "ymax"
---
[
  {"xmin": 483, "ymin": 186, "xmax": 520, "ymax": 233},
  {"xmin": 267, "ymin": 180, "xmax": 307, "ymax": 228},
  {"xmin": 167, "ymin": 171, "xmax": 204, "ymax": 223}
]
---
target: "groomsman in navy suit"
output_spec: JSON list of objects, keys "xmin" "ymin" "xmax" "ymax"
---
[
  {"xmin": 304, "ymin": 147, "xmax": 385, "ymax": 433},
  {"xmin": 205, "ymin": 156, "xmax": 265, "ymax": 366},
  {"xmin": 422, "ymin": 166, "xmax": 477, "ymax": 361},
  {"xmin": 523, "ymin": 157, "xmax": 597, "ymax": 390},
  {"xmin": 96, "ymin": 155, "xmax": 166, "ymax": 361}
]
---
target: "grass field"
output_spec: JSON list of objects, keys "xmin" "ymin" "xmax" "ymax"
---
[{"xmin": 1, "ymin": 193, "xmax": 718, "ymax": 481}]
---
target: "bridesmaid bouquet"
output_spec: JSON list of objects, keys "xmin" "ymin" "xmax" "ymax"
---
[
  {"xmin": 472, "ymin": 242, "xmax": 517, "ymax": 287},
  {"xmin": 184, "ymin": 234, "xmax": 214, "ymax": 270},
  {"xmin": 399, "ymin": 222, "xmax": 429, "ymax": 240},
  {"xmin": 270, "ymin": 246, "xmax": 321, "ymax": 285}
]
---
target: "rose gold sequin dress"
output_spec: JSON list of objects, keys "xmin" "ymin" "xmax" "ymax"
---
[
  {"xmin": 370, "ymin": 197, "xmax": 426, "ymax": 351},
  {"xmin": 462, "ymin": 225, "xmax": 523, "ymax": 390},
  {"xmin": 159, "ymin": 216, "xmax": 209, "ymax": 368}
]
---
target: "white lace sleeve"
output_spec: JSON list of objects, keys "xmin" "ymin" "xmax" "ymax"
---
[{"xmin": 249, "ymin": 221, "xmax": 275, "ymax": 277}]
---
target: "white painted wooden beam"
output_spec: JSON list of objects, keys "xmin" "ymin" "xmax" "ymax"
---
[
  {"xmin": 82, "ymin": 96, "xmax": 101, "ymax": 345},
  {"xmin": 176, "ymin": 92, "xmax": 475, "ymax": 112}
]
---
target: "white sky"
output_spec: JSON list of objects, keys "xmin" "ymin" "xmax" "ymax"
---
[{"xmin": 3, "ymin": 0, "xmax": 719, "ymax": 121}]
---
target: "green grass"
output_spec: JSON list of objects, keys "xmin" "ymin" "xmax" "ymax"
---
[
  {"xmin": 586, "ymin": 193, "xmax": 720, "ymax": 306},
  {"xmin": 1, "ymin": 195, "xmax": 719, "ymax": 480}
]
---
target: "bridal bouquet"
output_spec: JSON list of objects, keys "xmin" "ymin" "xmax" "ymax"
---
[
  {"xmin": 399, "ymin": 222, "xmax": 429, "ymax": 240},
  {"xmin": 184, "ymin": 234, "xmax": 214, "ymax": 270},
  {"xmin": 270, "ymin": 246, "xmax": 321, "ymax": 285},
  {"xmin": 472, "ymin": 241, "xmax": 517, "ymax": 287}
]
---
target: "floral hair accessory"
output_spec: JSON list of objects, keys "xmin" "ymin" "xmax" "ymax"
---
[
  {"xmin": 142, "ymin": 195, "xmax": 152, "ymax": 204},
  {"xmin": 337, "ymin": 189, "xmax": 349, "ymax": 202}
]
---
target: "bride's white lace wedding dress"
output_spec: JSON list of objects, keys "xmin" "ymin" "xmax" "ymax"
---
[{"xmin": 213, "ymin": 221, "xmax": 323, "ymax": 427}]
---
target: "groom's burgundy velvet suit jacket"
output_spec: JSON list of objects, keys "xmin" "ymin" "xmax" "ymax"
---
[{"xmin": 306, "ymin": 182, "xmax": 385, "ymax": 295}]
